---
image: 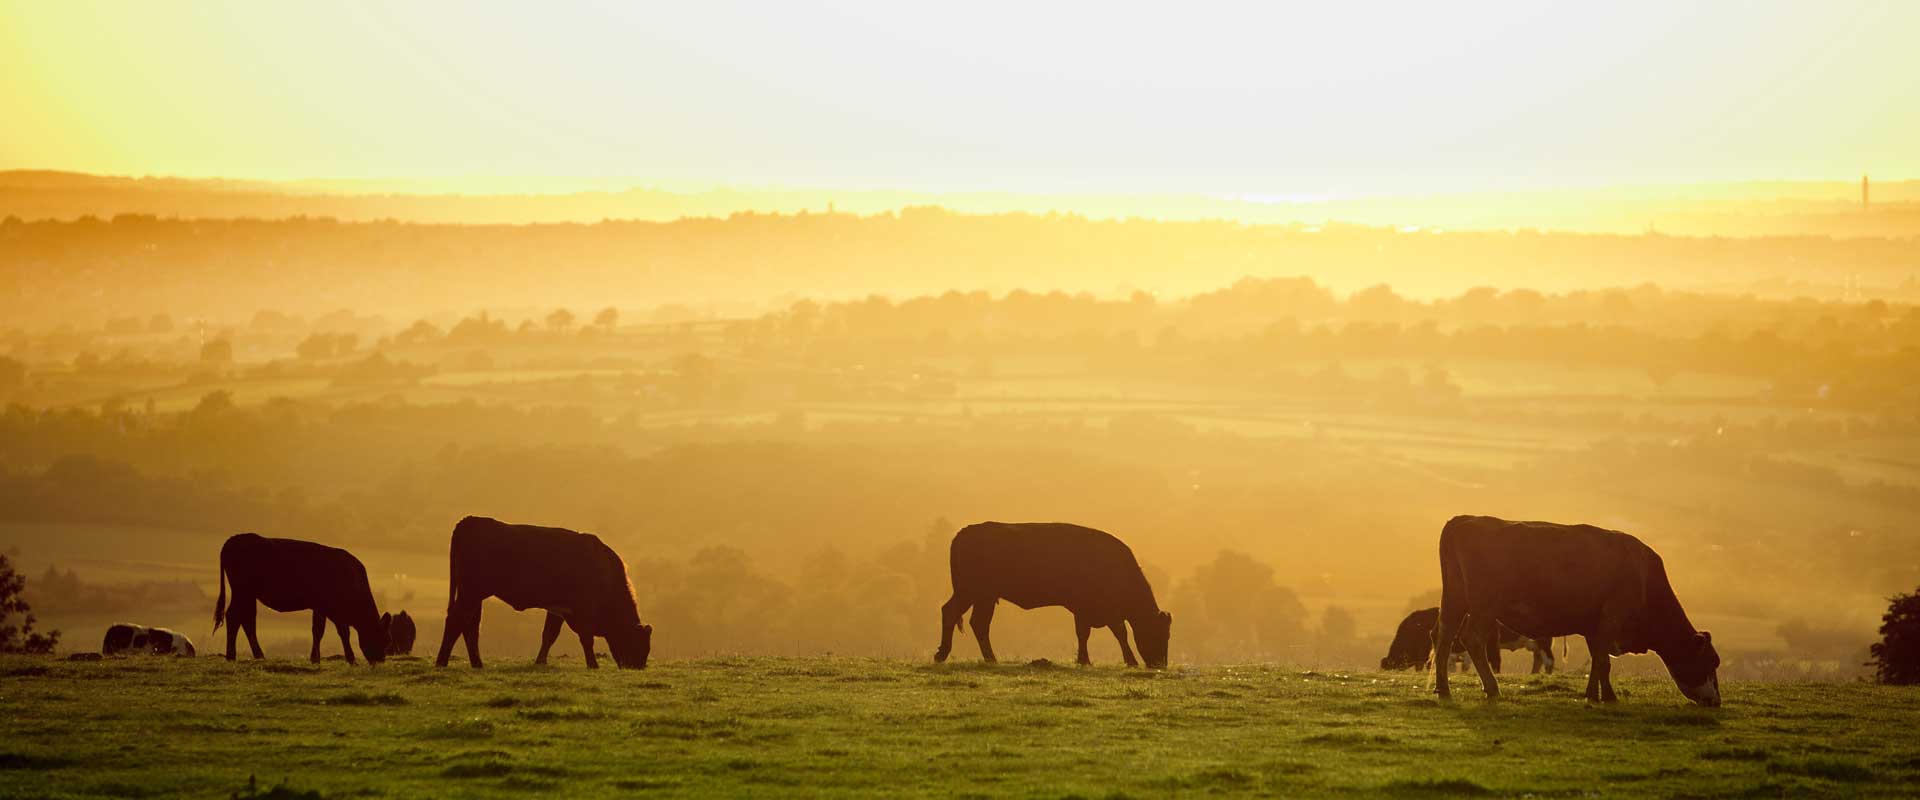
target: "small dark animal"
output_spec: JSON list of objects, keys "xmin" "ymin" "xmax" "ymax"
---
[
  {"xmin": 434, "ymin": 516, "xmax": 652, "ymax": 669},
  {"xmin": 102, "ymin": 623, "xmax": 197, "ymax": 657},
  {"xmin": 935, "ymin": 521, "xmax": 1172, "ymax": 668},
  {"xmin": 214, "ymin": 533, "xmax": 389, "ymax": 664},
  {"xmin": 380, "ymin": 611, "xmax": 417, "ymax": 656},
  {"xmin": 1379, "ymin": 607, "xmax": 1554, "ymax": 673},
  {"xmin": 1434, "ymin": 515, "xmax": 1720, "ymax": 706}
]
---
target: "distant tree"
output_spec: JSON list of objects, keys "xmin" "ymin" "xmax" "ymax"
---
[
  {"xmin": 1318, "ymin": 605, "xmax": 1357, "ymax": 644},
  {"xmin": 1869, "ymin": 588, "xmax": 1920, "ymax": 685},
  {"xmin": 547, "ymin": 308, "xmax": 576, "ymax": 333},
  {"xmin": 148, "ymin": 313, "xmax": 175, "ymax": 334},
  {"xmin": 447, "ymin": 312, "xmax": 508, "ymax": 344},
  {"xmin": 191, "ymin": 389, "xmax": 236, "ymax": 418},
  {"xmin": 393, "ymin": 319, "xmax": 442, "ymax": 346},
  {"xmin": 200, "ymin": 338, "xmax": 234, "ymax": 364},
  {"xmin": 0, "ymin": 553, "xmax": 60, "ymax": 654},
  {"xmin": 1186, "ymin": 550, "xmax": 1306, "ymax": 658},
  {"xmin": 295, "ymin": 333, "xmax": 333, "ymax": 360},
  {"xmin": 594, "ymin": 307, "xmax": 620, "ymax": 331},
  {"xmin": 1349, "ymin": 284, "xmax": 1409, "ymax": 321},
  {"xmin": 295, "ymin": 332, "xmax": 356, "ymax": 360}
]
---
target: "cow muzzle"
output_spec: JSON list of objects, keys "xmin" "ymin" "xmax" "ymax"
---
[{"xmin": 1686, "ymin": 679, "xmax": 1720, "ymax": 707}]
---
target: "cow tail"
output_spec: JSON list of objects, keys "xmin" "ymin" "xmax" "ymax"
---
[
  {"xmin": 444, "ymin": 538, "xmax": 461, "ymax": 615},
  {"xmin": 213, "ymin": 552, "xmax": 228, "ymax": 633}
]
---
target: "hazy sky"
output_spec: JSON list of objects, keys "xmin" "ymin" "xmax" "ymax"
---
[{"xmin": 3, "ymin": 1, "xmax": 1915, "ymax": 195}]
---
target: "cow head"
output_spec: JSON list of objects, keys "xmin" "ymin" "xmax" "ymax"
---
[
  {"xmin": 1660, "ymin": 630, "xmax": 1721, "ymax": 707},
  {"xmin": 1379, "ymin": 652, "xmax": 1426, "ymax": 671},
  {"xmin": 1135, "ymin": 611, "xmax": 1172, "ymax": 669},
  {"xmin": 607, "ymin": 623, "xmax": 654, "ymax": 669},
  {"xmin": 358, "ymin": 619, "xmax": 390, "ymax": 665}
]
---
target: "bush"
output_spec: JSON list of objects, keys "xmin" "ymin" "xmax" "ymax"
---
[
  {"xmin": 0, "ymin": 554, "xmax": 61, "ymax": 654},
  {"xmin": 1869, "ymin": 588, "xmax": 1920, "ymax": 685}
]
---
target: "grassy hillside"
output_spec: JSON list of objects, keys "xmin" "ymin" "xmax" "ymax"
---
[{"xmin": 2, "ymin": 655, "xmax": 1915, "ymax": 798}]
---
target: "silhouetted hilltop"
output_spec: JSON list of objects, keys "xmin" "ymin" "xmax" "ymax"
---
[{"xmin": 4, "ymin": 171, "xmax": 1919, "ymax": 237}]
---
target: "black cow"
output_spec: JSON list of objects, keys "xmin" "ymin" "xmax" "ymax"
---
[
  {"xmin": 1379, "ymin": 607, "xmax": 1554, "ymax": 673},
  {"xmin": 1434, "ymin": 515, "xmax": 1720, "ymax": 706},
  {"xmin": 935, "ymin": 521, "xmax": 1172, "ymax": 668},
  {"xmin": 434, "ymin": 516, "xmax": 652, "ymax": 669},
  {"xmin": 214, "ymin": 533, "xmax": 389, "ymax": 664},
  {"xmin": 380, "ymin": 610, "xmax": 417, "ymax": 656},
  {"xmin": 103, "ymin": 623, "xmax": 197, "ymax": 657}
]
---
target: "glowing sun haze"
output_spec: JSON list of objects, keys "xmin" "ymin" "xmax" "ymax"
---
[{"xmin": 3, "ymin": 1, "xmax": 1914, "ymax": 196}]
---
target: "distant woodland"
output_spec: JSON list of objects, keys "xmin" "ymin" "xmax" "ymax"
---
[{"xmin": 3, "ymin": 213, "xmax": 1919, "ymax": 333}]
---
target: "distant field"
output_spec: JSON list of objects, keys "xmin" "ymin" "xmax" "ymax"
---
[{"xmin": 2, "ymin": 655, "xmax": 1916, "ymax": 798}]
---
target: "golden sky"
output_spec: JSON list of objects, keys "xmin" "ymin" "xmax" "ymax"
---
[{"xmin": 3, "ymin": 1, "xmax": 1916, "ymax": 196}]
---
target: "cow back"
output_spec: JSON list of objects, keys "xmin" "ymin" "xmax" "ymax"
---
[
  {"xmin": 949, "ymin": 522, "xmax": 1157, "ymax": 617},
  {"xmin": 450, "ymin": 516, "xmax": 641, "ymax": 636}
]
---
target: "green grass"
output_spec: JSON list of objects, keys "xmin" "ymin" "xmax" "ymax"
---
[{"xmin": 3, "ymin": 657, "xmax": 1917, "ymax": 798}]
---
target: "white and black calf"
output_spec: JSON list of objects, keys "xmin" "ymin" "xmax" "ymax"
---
[{"xmin": 102, "ymin": 623, "xmax": 197, "ymax": 657}]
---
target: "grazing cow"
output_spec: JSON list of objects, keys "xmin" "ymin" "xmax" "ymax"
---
[
  {"xmin": 380, "ymin": 611, "xmax": 417, "ymax": 656},
  {"xmin": 102, "ymin": 623, "xmax": 197, "ymax": 657},
  {"xmin": 214, "ymin": 533, "xmax": 389, "ymax": 664},
  {"xmin": 1434, "ymin": 515, "xmax": 1720, "ymax": 706},
  {"xmin": 434, "ymin": 516, "xmax": 652, "ymax": 670},
  {"xmin": 1379, "ymin": 607, "xmax": 1554, "ymax": 674},
  {"xmin": 935, "ymin": 521, "xmax": 1172, "ymax": 668}
]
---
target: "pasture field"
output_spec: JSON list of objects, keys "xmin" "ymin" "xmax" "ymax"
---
[{"xmin": 3, "ymin": 656, "xmax": 1917, "ymax": 798}]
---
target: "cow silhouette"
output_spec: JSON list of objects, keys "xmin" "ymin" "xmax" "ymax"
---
[
  {"xmin": 214, "ymin": 533, "xmax": 388, "ymax": 664},
  {"xmin": 935, "ymin": 521, "xmax": 1171, "ymax": 668},
  {"xmin": 1434, "ymin": 515, "xmax": 1719, "ymax": 705}
]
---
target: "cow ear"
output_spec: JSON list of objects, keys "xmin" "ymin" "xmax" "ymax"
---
[
  {"xmin": 642, "ymin": 624, "xmax": 653, "ymax": 633},
  {"xmin": 1160, "ymin": 611, "xmax": 1173, "ymax": 624},
  {"xmin": 1699, "ymin": 630, "xmax": 1712, "ymax": 645},
  {"xmin": 381, "ymin": 612, "xmax": 391, "ymax": 627}
]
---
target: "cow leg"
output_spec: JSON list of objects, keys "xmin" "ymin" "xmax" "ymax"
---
[
  {"xmin": 435, "ymin": 598, "xmax": 485, "ymax": 669},
  {"xmin": 934, "ymin": 594, "xmax": 967, "ymax": 663},
  {"xmin": 1583, "ymin": 636, "xmax": 1616, "ymax": 703},
  {"xmin": 434, "ymin": 602, "xmax": 466, "ymax": 668},
  {"xmin": 969, "ymin": 599, "xmax": 998, "ymax": 663},
  {"xmin": 535, "ymin": 612, "xmax": 565, "ymax": 665},
  {"xmin": 225, "ymin": 596, "xmax": 250, "ymax": 660},
  {"xmin": 1462, "ymin": 616, "xmax": 1501, "ymax": 700},
  {"xmin": 1074, "ymin": 616, "xmax": 1093, "ymax": 666},
  {"xmin": 1110, "ymin": 620, "xmax": 1139, "ymax": 668},
  {"xmin": 1433, "ymin": 600, "xmax": 1468, "ymax": 699},
  {"xmin": 335, "ymin": 618, "xmax": 357, "ymax": 665},
  {"xmin": 310, "ymin": 613, "xmax": 326, "ymax": 663},
  {"xmin": 462, "ymin": 604, "xmax": 484, "ymax": 669},
  {"xmin": 1488, "ymin": 641, "xmax": 1503, "ymax": 674},
  {"xmin": 578, "ymin": 630, "xmax": 599, "ymax": 670},
  {"xmin": 243, "ymin": 611, "xmax": 265, "ymax": 660},
  {"xmin": 1582, "ymin": 636, "xmax": 1612, "ymax": 698},
  {"xmin": 1541, "ymin": 640, "xmax": 1556, "ymax": 675}
]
